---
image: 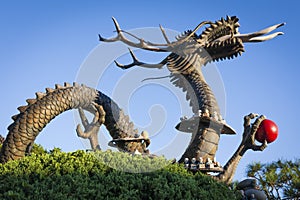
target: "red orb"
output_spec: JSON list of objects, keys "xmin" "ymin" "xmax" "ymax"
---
[{"xmin": 255, "ymin": 119, "xmax": 278, "ymax": 143}]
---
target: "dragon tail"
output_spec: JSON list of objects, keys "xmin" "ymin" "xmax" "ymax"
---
[{"xmin": 0, "ymin": 83, "xmax": 138, "ymax": 163}]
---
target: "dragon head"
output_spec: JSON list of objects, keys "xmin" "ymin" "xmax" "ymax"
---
[
  {"xmin": 99, "ymin": 16, "xmax": 284, "ymax": 65},
  {"xmin": 194, "ymin": 16, "xmax": 285, "ymax": 64}
]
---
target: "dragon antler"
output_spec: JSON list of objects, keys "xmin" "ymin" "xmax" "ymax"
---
[
  {"xmin": 99, "ymin": 17, "xmax": 168, "ymax": 52},
  {"xmin": 99, "ymin": 17, "xmax": 212, "ymax": 52},
  {"xmin": 114, "ymin": 48, "xmax": 167, "ymax": 69}
]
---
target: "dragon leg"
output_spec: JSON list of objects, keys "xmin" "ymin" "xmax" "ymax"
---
[
  {"xmin": 76, "ymin": 104, "xmax": 105, "ymax": 150},
  {"xmin": 216, "ymin": 113, "xmax": 267, "ymax": 184}
]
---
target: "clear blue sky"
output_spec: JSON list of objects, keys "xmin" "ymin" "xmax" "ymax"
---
[{"xmin": 0, "ymin": 0, "xmax": 299, "ymax": 181}]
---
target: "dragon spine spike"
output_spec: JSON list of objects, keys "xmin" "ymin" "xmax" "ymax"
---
[
  {"xmin": 198, "ymin": 16, "xmax": 240, "ymax": 43},
  {"xmin": 7, "ymin": 123, "xmax": 14, "ymax": 131},
  {"xmin": 64, "ymin": 82, "xmax": 72, "ymax": 87},
  {"xmin": 11, "ymin": 114, "xmax": 19, "ymax": 121},
  {"xmin": 45, "ymin": 87, "xmax": 55, "ymax": 93},
  {"xmin": 17, "ymin": 105, "xmax": 28, "ymax": 113},
  {"xmin": 55, "ymin": 84, "xmax": 64, "ymax": 89},
  {"xmin": 26, "ymin": 98, "xmax": 37, "ymax": 105},
  {"xmin": 0, "ymin": 84, "xmax": 139, "ymax": 163},
  {"xmin": 35, "ymin": 92, "xmax": 46, "ymax": 99}
]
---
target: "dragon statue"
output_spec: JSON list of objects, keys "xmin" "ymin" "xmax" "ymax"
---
[{"xmin": 0, "ymin": 16, "xmax": 284, "ymax": 184}]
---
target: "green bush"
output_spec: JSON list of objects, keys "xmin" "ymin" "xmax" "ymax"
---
[{"xmin": 0, "ymin": 145, "xmax": 241, "ymax": 199}]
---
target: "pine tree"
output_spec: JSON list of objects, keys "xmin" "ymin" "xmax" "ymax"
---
[{"xmin": 246, "ymin": 159, "xmax": 300, "ymax": 199}]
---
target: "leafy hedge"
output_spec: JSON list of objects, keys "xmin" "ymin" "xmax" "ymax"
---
[{"xmin": 0, "ymin": 144, "xmax": 241, "ymax": 199}]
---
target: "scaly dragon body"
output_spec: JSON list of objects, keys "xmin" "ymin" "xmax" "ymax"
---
[{"xmin": 0, "ymin": 83, "xmax": 147, "ymax": 163}]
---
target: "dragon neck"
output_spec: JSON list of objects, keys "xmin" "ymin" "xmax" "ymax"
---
[
  {"xmin": 175, "ymin": 68, "xmax": 230, "ymax": 162},
  {"xmin": 171, "ymin": 67, "xmax": 222, "ymax": 121},
  {"xmin": 186, "ymin": 69, "xmax": 220, "ymax": 116}
]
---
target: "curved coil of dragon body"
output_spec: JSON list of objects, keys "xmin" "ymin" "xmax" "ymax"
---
[{"xmin": 0, "ymin": 83, "xmax": 148, "ymax": 163}]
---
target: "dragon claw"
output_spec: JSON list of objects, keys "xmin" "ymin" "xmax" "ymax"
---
[
  {"xmin": 250, "ymin": 139, "xmax": 268, "ymax": 151},
  {"xmin": 244, "ymin": 113, "xmax": 258, "ymax": 126},
  {"xmin": 76, "ymin": 124, "xmax": 86, "ymax": 138},
  {"xmin": 242, "ymin": 114, "xmax": 267, "ymax": 152}
]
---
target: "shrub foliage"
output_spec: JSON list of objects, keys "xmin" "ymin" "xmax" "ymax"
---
[{"xmin": 0, "ymin": 144, "xmax": 240, "ymax": 199}]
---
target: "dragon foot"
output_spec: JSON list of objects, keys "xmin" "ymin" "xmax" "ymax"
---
[
  {"xmin": 76, "ymin": 103, "xmax": 105, "ymax": 150},
  {"xmin": 242, "ymin": 113, "xmax": 267, "ymax": 153}
]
